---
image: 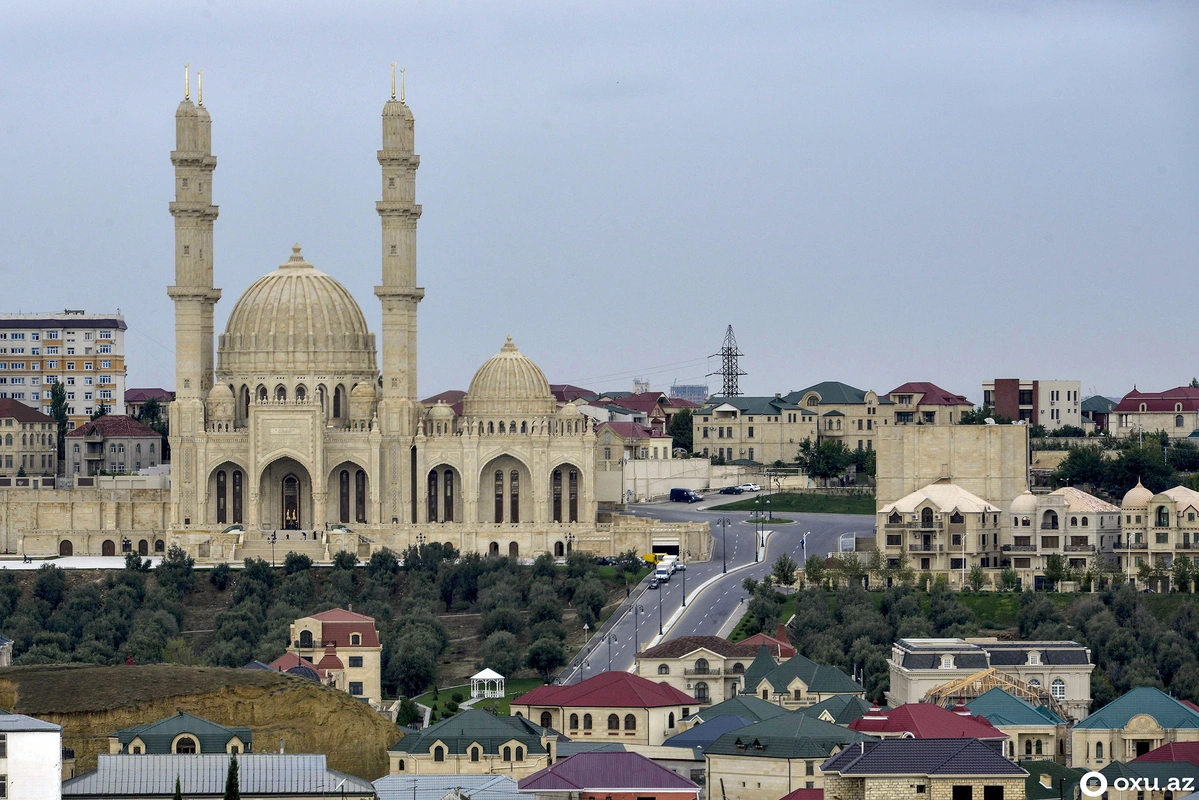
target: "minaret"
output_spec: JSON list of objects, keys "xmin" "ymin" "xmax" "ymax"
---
[
  {"xmin": 166, "ymin": 67, "xmax": 220, "ymax": 527},
  {"xmin": 374, "ymin": 68, "xmax": 423, "ymax": 406}
]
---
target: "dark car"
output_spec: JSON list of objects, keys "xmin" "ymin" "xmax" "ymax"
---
[
  {"xmin": 719, "ymin": 486, "xmax": 744, "ymax": 495},
  {"xmin": 649, "ymin": 579, "xmax": 660, "ymax": 590}
]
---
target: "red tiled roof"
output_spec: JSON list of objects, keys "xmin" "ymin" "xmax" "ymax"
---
[
  {"xmin": 306, "ymin": 608, "xmax": 380, "ymax": 648},
  {"xmin": 315, "ymin": 645, "xmax": 344, "ymax": 671},
  {"xmin": 550, "ymin": 384, "xmax": 596, "ymax": 403},
  {"xmin": 740, "ymin": 626, "xmax": 797, "ymax": 659},
  {"xmin": 124, "ymin": 388, "xmax": 175, "ymax": 404},
  {"xmin": 421, "ymin": 390, "xmax": 466, "ymax": 406},
  {"xmin": 515, "ymin": 671, "xmax": 695, "ymax": 709},
  {"xmin": 638, "ymin": 635, "xmax": 761, "ymax": 659},
  {"xmin": 778, "ymin": 790, "xmax": 823, "ymax": 800},
  {"xmin": 888, "ymin": 382, "xmax": 971, "ymax": 406},
  {"xmin": 1133, "ymin": 741, "xmax": 1199, "ymax": 767},
  {"xmin": 610, "ymin": 394, "xmax": 672, "ymax": 415},
  {"xmin": 0, "ymin": 398, "xmax": 55, "ymax": 424},
  {"xmin": 1113, "ymin": 386, "xmax": 1199, "ymax": 413},
  {"xmin": 518, "ymin": 752, "xmax": 699, "ymax": 793},
  {"xmin": 66, "ymin": 415, "xmax": 160, "ymax": 438},
  {"xmin": 597, "ymin": 421, "xmax": 670, "ymax": 441},
  {"xmin": 311, "ymin": 608, "xmax": 375, "ymax": 622},
  {"xmin": 849, "ymin": 703, "xmax": 1007, "ymax": 740}
]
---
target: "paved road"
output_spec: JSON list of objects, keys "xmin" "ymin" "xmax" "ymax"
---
[{"xmin": 559, "ymin": 494, "xmax": 873, "ymax": 683}]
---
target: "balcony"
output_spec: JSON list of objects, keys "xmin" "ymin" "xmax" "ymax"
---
[
  {"xmin": 1065, "ymin": 544, "xmax": 1095, "ymax": 553},
  {"xmin": 1112, "ymin": 541, "xmax": 1145, "ymax": 551},
  {"xmin": 1177, "ymin": 542, "xmax": 1195, "ymax": 550},
  {"xmin": 1040, "ymin": 524, "xmax": 1060, "ymax": 531},
  {"xmin": 684, "ymin": 668, "xmax": 722, "ymax": 676},
  {"xmin": 1007, "ymin": 545, "xmax": 1036, "ymax": 552},
  {"xmin": 909, "ymin": 544, "xmax": 943, "ymax": 553}
]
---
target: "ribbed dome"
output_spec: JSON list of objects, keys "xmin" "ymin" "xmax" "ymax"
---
[
  {"xmin": 1122, "ymin": 479, "xmax": 1154, "ymax": 508},
  {"xmin": 1009, "ymin": 491, "xmax": 1038, "ymax": 515},
  {"xmin": 463, "ymin": 337, "xmax": 555, "ymax": 417},
  {"xmin": 428, "ymin": 401, "xmax": 455, "ymax": 419},
  {"xmin": 218, "ymin": 245, "xmax": 377, "ymax": 378}
]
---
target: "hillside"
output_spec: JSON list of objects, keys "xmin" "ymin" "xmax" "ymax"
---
[{"xmin": 0, "ymin": 664, "xmax": 401, "ymax": 779}]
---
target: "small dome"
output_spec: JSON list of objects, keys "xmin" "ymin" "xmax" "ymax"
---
[
  {"xmin": 558, "ymin": 401, "xmax": 582, "ymax": 417},
  {"xmin": 1009, "ymin": 491, "xmax": 1038, "ymax": 515},
  {"xmin": 207, "ymin": 383, "xmax": 234, "ymax": 401},
  {"xmin": 218, "ymin": 245, "xmax": 377, "ymax": 379},
  {"xmin": 351, "ymin": 382, "xmax": 376, "ymax": 399},
  {"xmin": 1123, "ymin": 479, "xmax": 1154, "ymax": 508},
  {"xmin": 463, "ymin": 337, "xmax": 556, "ymax": 417},
  {"xmin": 428, "ymin": 401, "xmax": 455, "ymax": 419}
]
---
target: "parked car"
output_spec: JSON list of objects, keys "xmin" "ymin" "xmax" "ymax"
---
[
  {"xmin": 739, "ymin": 483, "xmax": 762, "ymax": 492},
  {"xmin": 670, "ymin": 488, "xmax": 704, "ymax": 503},
  {"xmin": 719, "ymin": 486, "xmax": 744, "ymax": 495}
]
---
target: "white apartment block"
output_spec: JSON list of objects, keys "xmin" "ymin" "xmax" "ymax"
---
[
  {"xmin": 982, "ymin": 379, "xmax": 1082, "ymax": 431},
  {"xmin": 0, "ymin": 712, "xmax": 64, "ymax": 800},
  {"xmin": 0, "ymin": 311, "xmax": 127, "ymax": 428}
]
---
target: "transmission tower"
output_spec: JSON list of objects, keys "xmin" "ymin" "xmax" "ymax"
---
[{"xmin": 708, "ymin": 325, "xmax": 747, "ymax": 396}]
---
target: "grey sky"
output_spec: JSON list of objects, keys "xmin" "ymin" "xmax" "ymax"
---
[{"xmin": 2, "ymin": 1, "xmax": 1196, "ymax": 403}]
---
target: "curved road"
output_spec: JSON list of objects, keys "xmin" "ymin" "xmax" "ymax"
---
[{"xmin": 560, "ymin": 495, "xmax": 873, "ymax": 683}]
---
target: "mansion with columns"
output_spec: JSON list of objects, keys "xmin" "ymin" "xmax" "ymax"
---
[{"xmin": 0, "ymin": 84, "xmax": 706, "ymax": 564}]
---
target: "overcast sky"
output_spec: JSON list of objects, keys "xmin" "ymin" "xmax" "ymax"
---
[{"xmin": 1, "ymin": 1, "xmax": 1196, "ymax": 403}]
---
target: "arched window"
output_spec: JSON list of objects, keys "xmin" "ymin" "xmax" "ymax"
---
[
  {"xmin": 434, "ymin": 746, "xmax": 445, "ymax": 762},
  {"xmin": 1082, "ymin": 516, "xmax": 1089, "ymax": 527},
  {"xmin": 175, "ymin": 737, "xmax": 197, "ymax": 754},
  {"xmin": 1025, "ymin": 739, "xmax": 1032, "ymax": 756},
  {"xmin": 59, "ymin": 540, "xmax": 73, "ymax": 557},
  {"xmin": 569, "ymin": 469, "xmax": 579, "ymax": 522},
  {"xmin": 1157, "ymin": 506, "xmax": 1171, "ymax": 527},
  {"xmin": 300, "ymin": 630, "xmax": 314, "ymax": 648},
  {"xmin": 1070, "ymin": 517, "xmax": 1078, "ymax": 526},
  {"xmin": 428, "ymin": 470, "xmax": 438, "ymax": 522},
  {"xmin": 552, "ymin": 469, "xmax": 563, "ymax": 522},
  {"xmin": 443, "ymin": 469, "xmax": 454, "ymax": 523},
  {"xmin": 657, "ymin": 664, "xmax": 670, "ymax": 675},
  {"xmin": 510, "ymin": 542, "xmax": 519, "ymax": 558},
  {"xmin": 334, "ymin": 385, "xmax": 345, "ymax": 418},
  {"xmin": 583, "ymin": 714, "xmax": 592, "ymax": 730},
  {"xmin": 232, "ymin": 470, "xmax": 243, "ymax": 523},
  {"xmin": 624, "ymin": 714, "xmax": 636, "ymax": 731},
  {"xmin": 694, "ymin": 658, "xmax": 709, "ymax": 674},
  {"xmin": 4, "ymin": 435, "xmax": 10, "ymax": 446},
  {"xmin": 494, "ymin": 470, "xmax": 504, "ymax": 523},
  {"xmin": 341, "ymin": 470, "xmax": 352, "ymax": 523},
  {"xmin": 470, "ymin": 747, "xmax": 479, "ymax": 762},
  {"xmin": 295, "ymin": 385, "xmax": 306, "ymax": 403},
  {"xmin": 351, "ymin": 634, "xmax": 361, "ymax": 646},
  {"xmin": 489, "ymin": 541, "xmax": 499, "ymax": 556},
  {"xmin": 241, "ymin": 385, "xmax": 250, "ymax": 419},
  {"xmin": 397, "ymin": 759, "xmax": 405, "ymax": 772},
  {"xmin": 510, "ymin": 470, "xmax": 520, "ymax": 523},
  {"xmin": 921, "ymin": 508, "xmax": 934, "ymax": 527},
  {"xmin": 488, "ymin": 421, "xmax": 494, "ymax": 435},
  {"xmin": 607, "ymin": 714, "xmax": 619, "ymax": 731},
  {"xmin": 257, "ymin": 385, "xmax": 268, "ymax": 403},
  {"xmin": 732, "ymin": 663, "xmax": 744, "ymax": 674},
  {"xmin": 155, "ymin": 539, "xmax": 165, "ymax": 553},
  {"xmin": 1096, "ymin": 741, "xmax": 1103, "ymax": 760},
  {"xmin": 515, "ymin": 747, "xmax": 524, "ymax": 762},
  {"xmin": 502, "ymin": 746, "xmax": 511, "ymax": 762},
  {"xmin": 540, "ymin": 712, "xmax": 552, "ymax": 729},
  {"xmin": 695, "ymin": 682, "xmax": 709, "ymax": 703},
  {"xmin": 356, "ymin": 470, "xmax": 367, "ymax": 523},
  {"xmin": 1178, "ymin": 415, "xmax": 1186, "ymax": 428},
  {"xmin": 275, "ymin": 385, "xmax": 286, "ymax": 402},
  {"xmin": 1051, "ymin": 678, "xmax": 1066, "ymax": 700},
  {"xmin": 521, "ymin": 421, "xmax": 527, "ymax": 434},
  {"xmin": 216, "ymin": 470, "xmax": 227, "ymax": 524},
  {"xmin": 499, "ymin": 421, "xmax": 506, "ymax": 434},
  {"xmin": 1035, "ymin": 739, "xmax": 1043, "ymax": 755},
  {"xmin": 554, "ymin": 541, "xmax": 564, "ymax": 557},
  {"xmin": 569, "ymin": 714, "xmax": 579, "ymax": 729}
]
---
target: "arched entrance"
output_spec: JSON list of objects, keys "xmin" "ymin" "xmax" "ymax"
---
[
  {"xmin": 138, "ymin": 540, "xmax": 148, "ymax": 556},
  {"xmin": 551, "ymin": 463, "xmax": 582, "ymax": 523},
  {"xmin": 59, "ymin": 540, "xmax": 73, "ymax": 557},
  {"xmin": 426, "ymin": 464, "xmax": 462, "ymax": 523},
  {"xmin": 327, "ymin": 461, "xmax": 370, "ymax": 525},
  {"xmin": 102, "ymin": 540, "xmax": 115, "ymax": 556},
  {"xmin": 479, "ymin": 455, "xmax": 532, "ymax": 524},
  {"xmin": 259, "ymin": 457, "xmax": 313, "ymax": 531},
  {"xmin": 208, "ymin": 462, "xmax": 246, "ymax": 525}
]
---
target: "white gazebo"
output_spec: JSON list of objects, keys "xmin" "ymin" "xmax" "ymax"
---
[{"xmin": 471, "ymin": 668, "xmax": 506, "ymax": 700}]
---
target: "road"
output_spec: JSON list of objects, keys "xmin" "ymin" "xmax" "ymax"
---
[{"xmin": 559, "ymin": 493, "xmax": 873, "ymax": 683}]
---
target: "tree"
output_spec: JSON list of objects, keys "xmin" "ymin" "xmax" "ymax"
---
[
  {"xmin": 1192, "ymin": 378, "xmax": 1199, "ymax": 389},
  {"xmin": 156, "ymin": 544, "xmax": 195, "ymax": 598},
  {"xmin": 959, "ymin": 405, "xmax": 1011, "ymax": 425},
  {"xmin": 968, "ymin": 565, "xmax": 985, "ymax": 592},
  {"xmin": 804, "ymin": 554, "xmax": 826, "ymax": 587},
  {"xmin": 1043, "ymin": 554, "xmax": 1069, "ymax": 590},
  {"xmin": 332, "ymin": 551, "xmax": 358, "ymax": 570},
  {"xmin": 395, "ymin": 697, "xmax": 421, "ymax": 726},
  {"xmin": 849, "ymin": 447, "xmax": 876, "ymax": 478},
  {"xmin": 50, "ymin": 381, "xmax": 69, "ymax": 463},
  {"xmin": 771, "ymin": 553, "xmax": 798, "ymax": 587},
  {"xmin": 1027, "ymin": 424, "xmax": 1047, "ymax": 439},
  {"xmin": 526, "ymin": 637, "xmax": 566, "ymax": 680},
  {"xmin": 1174, "ymin": 556, "xmax": 1193, "ymax": 594},
  {"xmin": 1000, "ymin": 566, "xmax": 1020, "ymax": 591},
  {"xmin": 668, "ymin": 408, "xmax": 693, "ymax": 453},
  {"xmin": 1053, "ymin": 446, "xmax": 1109, "ymax": 492},
  {"xmin": 90, "ymin": 402, "xmax": 110, "ymax": 421},
  {"xmin": 1049, "ymin": 424, "xmax": 1087, "ymax": 438},
  {"xmin": 479, "ymin": 631, "xmax": 521, "ymax": 676},
  {"xmin": 795, "ymin": 438, "xmax": 850, "ymax": 484},
  {"xmin": 223, "ymin": 753, "xmax": 240, "ymax": 800}
]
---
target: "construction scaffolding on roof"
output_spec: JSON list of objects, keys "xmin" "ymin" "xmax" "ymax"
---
[{"xmin": 922, "ymin": 667, "xmax": 1067, "ymax": 720}]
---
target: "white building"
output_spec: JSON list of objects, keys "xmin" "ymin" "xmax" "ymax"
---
[
  {"xmin": 982, "ymin": 379, "xmax": 1082, "ymax": 431},
  {"xmin": 0, "ymin": 712, "xmax": 63, "ymax": 800}
]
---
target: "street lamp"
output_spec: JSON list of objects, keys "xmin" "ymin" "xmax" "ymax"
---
[
  {"xmin": 715, "ymin": 517, "xmax": 732, "ymax": 573},
  {"xmin": 681, "ymin": 554, "xmax": 688, "ymax": 607},
  {"xmin": 633, "ymin": 604, "xmax": 644, "ymax": 659},
  {"xmin": 607, "ymin": 635, "xmax": 618, "ymax": 671},
  {"xmin": 658, "ymin": 581, "xmax": 664, "ymax": 635},
  {"xmin": 766, "ymin": 497, "xmax": 771, "ymax": 522},
  {"xmin": 269, "ymin": 531, "xmax": 277, "ymax": 567}
]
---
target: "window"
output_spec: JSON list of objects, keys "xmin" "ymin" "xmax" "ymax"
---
[
  {"xmin": 569, "ymin": 713, "xmax": 579, "ymax": 729},
  {"xmin": 941, "ymin": 654, "xmax": 954, "ymax": 669},
  {"xmin": 607, "ymin": 714, "xmax": 619, "ymax": 730},
  {"xmin": 658, "ymin": 664, "xmax": 669, "ymax": 674},
  {"xmin": 540, "ymin": 712, "xmax": 552, "ymax": 729},
  {"xmin": 515, "ymin": 747, "xmax": 524, "ymax": 762},
  {"xmin": 747, "ymin": 426, "xmax": 754, "ymax": 438},
  {"xmin": 348, "ymin": 656, "xmax": 363, "ymax": 668},
  {"xmin": 695, "ymin": 682, "xmax": 709, "ymax": 703},
  {"xmin": 350, "ymin": 633, "xmax": 361, "ymax": 646},
  {"xmin": 1051, "ymin": 678, "xmax": 1065, "ymax": 700},
  {"xmin": 84, "ymin": 362, "xmax": 93, "ymax": 370},
  {"xmin": 502, "ymin": 746, "xmax": 511, "ymax": 761},
  {"xmin": 434, "ymin": 746, "xmax": 445, "ymax": 762},
  {"xmin": 349, "ymin": 682, "xmax": 363, "ymax": 696},
  {"xmin": 1096, "ymin": 741, "xmax": 1103, "ymax": 760},
  {"xmin": 175, "ymin": 736, "xmax": 197, "ymax": 754},
  {"xmin": 396, "ymin": 759, "xmax": 405, "ymax": 771},
  {"xmin": 0, "ymin": 734, "xmax": 5, "ymax": 758},
  {"xmin": 583, "ymin": 714, "xmax": 592, "ymax": 730},
  {"xmin": 471, "ymin": 747, "xmax": 480, "ymax": 762},
  {"xmin": 624, "ymin": 714, "xmax": 636, "ymax": 730}
]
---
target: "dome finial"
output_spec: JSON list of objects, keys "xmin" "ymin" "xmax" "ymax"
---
[
  {"xmin": 282, "ymin": 244, "xmax": 313, "ymax": 269},
  {"xmin": 503, "ymin": 335, "xmax": 516, "ymax": 351}
]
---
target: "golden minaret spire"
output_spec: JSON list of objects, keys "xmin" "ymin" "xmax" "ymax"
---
[
  {"xmin": 198, "ymin": 70, "xmax": 203, "ymax": 106},
  {"xmin": 184, "ymin": 63, "xmax": 190, "ymax": 101},
  {"xmin": 401, "ymin": 67, "xmax": 406, "ymax": 102},
  {"xmin": 391, "ymin": 62, "xmax": 397, "ymax": 100}
]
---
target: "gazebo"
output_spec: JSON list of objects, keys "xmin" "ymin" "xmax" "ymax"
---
[{"xmin": 471, "ymin": 668, "xmax": 506, "ymax": 700}]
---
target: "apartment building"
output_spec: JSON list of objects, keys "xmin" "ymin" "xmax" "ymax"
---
[
  {"xmin": 781, "ymin": 381, "xmax": 887, "ymax": 451},
  {"xmin": 885, "ymin": 382, "xmax": 973, "ymax": 426},
  {"xmin": 1110, "ymin": 481, "xmax": 1199, "ymax": 590},
  {"xmin": 65, "ymin": 415, "xmax": 161, "ymax": 476},
  {"xmin": 1110, "ymin": 386, "xmax": 1199, "ymax": 440},
  {"xmin": 0, "ymin": 399, "xmax": 57, "ymax": 477},
  {"xmin": 1006, "ymin": 488, "xmax": 1120, "ymax": 589},
  {"xmin": 0, "ymin": 311, "xmax": 127, "ymax": 429},
  {"xmin": 693, "ymin": 396, "xmax": 816, "ymax": 463},
  {"xmin": 877, "ymin": 480, "xmax": 1003, "ymax": 585},
  {"xmin": 982, "ymin": 379, "xmax": 1083, "ymax": 430},
  {"xmin": 284, "ymin": 608, "xmax": 382, "ymax": 707}
]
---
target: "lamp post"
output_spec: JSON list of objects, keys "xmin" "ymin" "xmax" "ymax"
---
[
  {"xmin": 681, "ymin": 552, "xmax": 688, "ymax": 607},
  {"xmin": 607, "ymin": 635, "xmax": 617, "ymax": 672},
  {"xmin": 633, "ymin": 604, "xmax": 644, "ymax": 659},
  {"xmin": 715, "ymin": 517, "xmax": 731, "ymax": 573},
  {"xmin": 766, "ymin": 497, "xmax": 771, "ymax": 522},
  {"xmin": 270, "ymin": 531, "xmax": 277, "ymax": 567},
  {"xmin": 755, "ymin": 498, "xmax": 762, "ymax": 564},
  {"xmin": 658, "ymin": 580, "xmax": 664, "ymax": 635}
]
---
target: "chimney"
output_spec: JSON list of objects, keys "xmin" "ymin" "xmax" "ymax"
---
[{"xmin": 279, "ymin": 738, "xmax": 285, "ymax": 754}]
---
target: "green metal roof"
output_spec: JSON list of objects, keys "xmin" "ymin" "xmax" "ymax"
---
[
  {"xmin": 803, "ymin": 695, "xmax": 879, "ymax": 726},
  {"xmin": 1074, "ymin": 686, "xmax": 1199, "ymax": 730},
  {"xmin": 689, "ymin": 695, "xmax": 788, "ymax": 724},
  {"xmin": 112, "ymin": 712, "xmax": 251, "ymax": 755},
  {"xmin": 751, "ymin": 653, "xmax": 863, "ymax": 696},
  {"xmin": 967, "ymin": 688, "xmax": 1064, "ymax": 727},
  {"xmin": 390, "ymin": 709, "xmax": 549, "ymax": 756},
  {"xmin": 705, "ymin": 711, "xmax": 875, "ymax": 759},
  {"xmin": 742, "ymin": 646, "xmax": 779, "ymax": 691},
  {"xmin": 784, "ymin": 382, "xmax": 870, "ymax": 406},
  {"xmin": 1019, "ymin": 761, "xmax": 1087, "ymax": 800},
  {"xmin": 700, "ymin": 397, "xmax": 803, "ymax": 416},
  {"xmin": 1081, "ymin": 396, "xmax": 1118, "ymax": 414}
]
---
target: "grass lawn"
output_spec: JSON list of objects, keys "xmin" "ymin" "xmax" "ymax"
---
[
  {"xmin": 414, "ymin": 677, "xmax": 546, "ymax": 718},
  {"xmin": 729, "ymin": 594, "xmax": 797, "ymax": 643},
  {"xmin": 711, "ymin": 492, "xmax": 875, "ymax": 515}
]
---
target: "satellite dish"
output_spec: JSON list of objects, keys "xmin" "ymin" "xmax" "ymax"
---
[{"xmin": 984, "ymin": 418, "xmax": 996, "ymax": 425}]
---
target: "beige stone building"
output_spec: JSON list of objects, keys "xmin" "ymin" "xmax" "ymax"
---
[
  {"xmin": 782, "ymin": 381, "xmax": 888, "ymax": 451},
  {"xmin": 634, "ymin": 635, "xmax": 762, "ymax": 706},
  {"xmin": 0, "ymin": 398, "xmax": 57, "ymax": 477},
  {"xmin": 281, "ymin": 608, "xmax": 382, "ymax": 708},
  {"xmin": 877, "ymin": 481, "xmax": 1001, "ymax": 586},
  {"xmin": 389, "ymin": 709, "xmax": 558, "ymax": 777},
  {"xmin": 1110, "ymin": 386, "xmax": 1199, "ymax": 440},
  {"xmin": 66, "ymin": 414, "xmax": 162, "ymax": 476},
  {"xmin": 1005, "ymin": 488, "xmax": 1120, "ymax": 589},
  {"xmin": 884, "ymin": 382, "xmax": 974, "ymax": 426},
  {"xmin": 1070, "ymin": 687, "xmax": 1199, "ymax": 770},
  {"xmin": 983, "ymin": 378, "xmax": 1082, "ymax": 430},
  {"xmin": 693, "ymin": 396, "xmax": 816, "ymax": 464},
  {"xmin": 1110, "ymin": 481, "xmax": 1199, "ymax": 589}
]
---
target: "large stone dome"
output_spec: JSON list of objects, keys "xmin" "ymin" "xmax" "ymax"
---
[
  {"xmin": 463, "ymin": 337, "xmax": 556, "ymax": 417},
  {"xmin": 218, "ymin": 245, "xmax": 377, "ymax": 377}
]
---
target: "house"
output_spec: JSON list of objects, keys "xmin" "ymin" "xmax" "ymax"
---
[
  {"xmin": 781, "ymin": 381, "xmax": 887, "ymax": 452},
  {"xmin": 885, "ymin": 382, "xmax": 973, "ymax": 426},
  {"xmin": 692, "ymin": 396, "xmax": 816, "ymax": 464},
  {"xmin": 981, "ymin": 380, "xmax": 1082, "ymax": 430},
  {"xmin": 742, "ymin": 647, "xmax": 865, "ymax": 710},
  {"xmin": 284, "ymin": 608, "xmax": 382, "ymax": 707},
  {"xmin": 887, "ymin": 638, "xmax": 1093, "ymax": 721},
  {"xmin": 1133, "ymin": 741, "xmax": 1199, "ymax": 768},
  {"xmin": 1081, "ymin": 395, "xmax": 1117, "ymax": 433},
  {"xmin": 108, "ymin": 711, "xmax": 251, "ymax": 755},
  {"xmin": 848, "ymin": 702, "xmax": 1008, "ymax": 753},
  {"xmin": 63, "ymin": 754, "xmax": 375, "ymax": 800},
  {"xmin": 819, "ymin": 738, "xmax": 1028, "ymax": 800},
  {"xmin": 1008, "ymin": 487, "xmax": 1120, "ymax": 588},
  {"xmin": 967, "ymin": 688, "xmax": 1067, "ymax": 762},
  {"xmin": 0, "ymin": 398, "xmax": 58, "ymax": 478},
  {"xmin": 513, "ymin": 672, "xmax": 696, "ymax": 746},
  {"xmin": 374, "ymin": 775, "xmax": 523, "ymax": 800},
  {"xmin": 518, "ymin": 751, "xmax": 700, "ymax": 800},
  {"xmin": 0, "ymin": 711, "xmax": 64, "ymax": 798},
  {"xmin": 704, "ymin": 711, "xmax": 875, "ymax": 798},
  {"xmin": 1095, "ymin": 760, "xmax": 1199, "ymax": 800},
  {"xmin": 739, "ymin": 625, "xmax": 797, "ymax": 659},
  {"xmin": 123, "ymin": 388, "xmax": 174, "ymax": 420},
  {"xmin": 389, "ymin": 709, "xmax": 558, "ymax": 777},
  {"xmin": 1111, "ymin": 385, "xmax": 1199, "ymax": 440},
  {"xmin": 596, "ymin": 422, "xmax": 674, "ymax": 465},
  {"xmin": 65, "ymin": 414, "xmax": 161, "ymax": 476},
  {"xmin": 1113, "ymin": 482, "xmax": 1199, "ymax": 591},
  {"xmin": 635, "ymin": 635, "xmax": 763, "ymax": 706},
  {"xmin": 1071, "ymin": 687, "xmax": 1199, "ymax": 770},
  {"xmin": 680, "ymin": 694, "xmax": 788, "ymax": 731},
  {"xmin": 877, "ymin": 480, "xmax": 1003, "ymax": 587},
  {"xmin": 802, "ymin": 695, "xmax": 880, "ymax": 727}
]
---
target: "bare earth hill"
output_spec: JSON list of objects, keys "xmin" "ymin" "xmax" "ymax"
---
[{"xmin": 0, "ymin": 664, "xmax": 401, "ymax": 779}]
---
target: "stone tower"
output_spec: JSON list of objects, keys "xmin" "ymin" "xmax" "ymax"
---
[
  {"xmin": 374, "ymin": 86, "xmax": 423, "ymax": 523},
  {"xmin": 167, "ymin": 84, "xmax": 221, "ymax": 526}
]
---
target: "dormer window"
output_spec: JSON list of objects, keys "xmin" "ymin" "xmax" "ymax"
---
[
  {"xmin": 351, "ymin": 633, "xmax": 361, "ymax": 646},
  {"xmin": 1028, "ymin": 651, "xmax": 1041, "ymax": 665},
  {"xmin": 941, "ymin": 654, "xmax": 954, "ymax": 669}
]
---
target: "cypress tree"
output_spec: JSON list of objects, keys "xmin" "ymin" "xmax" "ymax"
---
[
  {"xmin": 223, "ymin": 754, "xmax": 240, "ymax": 800},
  {"xmin": 174, "ymin": 776, "xmax": 182, "ymax": 800}
]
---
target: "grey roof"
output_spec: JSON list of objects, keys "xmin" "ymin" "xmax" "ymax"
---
[
  {"xmin": 900, "ymin": 652, "xmax": 988, "ymax": 670},
  {"xmin": 985, "ymin": 642, "xmax": 1090, "ymax": 667},
  {"xmin": 752, "ymin": 653, "xmax": 863, "ymax": 695},
  {"xmin": 895, "ymin": 638, "xmax": 1087, "ymax": 670},
  {"xmin": 554, "ymin": 742, "xmax": 630, "ymax": 757},
  {"xmin": 705, "ymin": 712, "xmax": 874, "ymax": 760},
  {"xmin": 821, "ymin": 738, "xmax": 1028, "ymax": 777},
  {"xmin": 700, "ymin": 397, "xmax": 806, "ymax": 416},
  {"xmin": 390, "ymin": 709, "xmax": 549, "ymax": 755},
  {"xmin": 784, "ymin": 382, "xmax": 871, "ymax": 406},
  {"xmin": 0, "ymin": 317, "xmax": 127, "ymax": 330},
  {"xmin": 662, "ymin": 715, "xmax": 756, "ymax": 750},
  {"xmin": 63, "ymin": 754, "xmax": 374, "ymax": 797},
  {"xmin": 112, "ymin": 712, "xmax": 251, "ymax": 755},
  {"xmin": 1081, "ymin": 396, "xmax": 1118, "ymax": 414},
  {"xmin": 374, "ymin": 775, "xmax": 521, "ymax": 800},
  {"xmin": 0, "ymin": 713, "xmax": 61, "ymax": 733},
  {"xmin": 242, "ymin": 660, "xmax": 274, "ymax": 671}
]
